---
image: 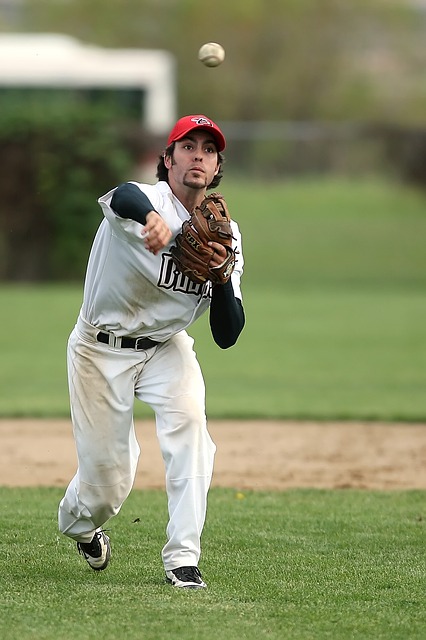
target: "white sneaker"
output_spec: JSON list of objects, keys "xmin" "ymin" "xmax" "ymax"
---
[
  {"xmin": 77, "ymin": 530, "xmax": 111, "ymax": 571},
  {"xmin": 165, "ymin": 566, "xmax": 207, "ymax": 589}
]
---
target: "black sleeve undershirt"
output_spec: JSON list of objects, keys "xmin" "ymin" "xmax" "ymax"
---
[
  {"xmin": 111, "ymin": 182, "xmax": 156, "ymax": 224},
  {"xmin": 111, "ymin": 182, "xmax": 245, "ymax": 349},
  {"xmin": 209, "ymin": 280, "xmax": 245, "ymax": 349}
]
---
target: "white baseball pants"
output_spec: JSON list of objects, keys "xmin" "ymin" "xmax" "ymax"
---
[{"xmin": 58, "ymin": 315, "xmax": 216, "ymax": 570}]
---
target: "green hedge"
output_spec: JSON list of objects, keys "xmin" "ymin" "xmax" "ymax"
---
[{"xmin": 0, "ymin": 95, "xmax": 141, "ymax": 280}]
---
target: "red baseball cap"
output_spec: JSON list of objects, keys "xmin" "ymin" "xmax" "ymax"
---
[{"xmin": 167, "ymin": 114, "xmax": 226, "ymax": 152}]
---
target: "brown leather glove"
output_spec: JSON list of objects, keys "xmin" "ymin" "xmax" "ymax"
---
[{"xmin": 170, "ymin": 192, "xmax": 236, "ymax": 285}]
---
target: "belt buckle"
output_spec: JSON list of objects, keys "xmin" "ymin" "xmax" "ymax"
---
[{"xmin": 134, "ymin": 337, "xmax": 146, "ymax": 350}]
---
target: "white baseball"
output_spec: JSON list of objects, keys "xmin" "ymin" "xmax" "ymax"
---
[{"xmin": 198, "ymin": 42, "xmax": 225, "ymax": 67}]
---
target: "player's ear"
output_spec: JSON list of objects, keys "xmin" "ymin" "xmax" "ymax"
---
[{"xmin": 164, "ymin": 153, "xmax": 173, "ymax": 170}]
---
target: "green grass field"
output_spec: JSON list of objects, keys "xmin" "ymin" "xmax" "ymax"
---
[
  {"xmin": 2, "ymin": 178, "xmax": 425, "ymax": 639},
  {"xmin": 0, "ymin": 487, "xmax": 424, "ymax": 640},
  {"xmin": 1, "ymin": 177, "xmax": 425, "ymax": 420}
]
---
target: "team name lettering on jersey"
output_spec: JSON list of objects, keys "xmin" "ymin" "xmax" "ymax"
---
[{"xmin": 158, "ymin": 254, "xmax": 212, "ymax": 299}]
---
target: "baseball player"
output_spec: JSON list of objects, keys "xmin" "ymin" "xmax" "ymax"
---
[{"xmin": 58, "ymin": 114, "xmax": 245, "ymax": 589}]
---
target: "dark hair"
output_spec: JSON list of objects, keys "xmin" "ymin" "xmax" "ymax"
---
[{"xmin": 156, "ymin": 142, "xmax": 224, "ymax": 189}]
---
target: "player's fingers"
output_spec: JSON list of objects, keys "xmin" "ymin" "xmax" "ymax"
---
[
  {"xmin": 208, "ymin": 242, "xmax": 227, "ymax": 267},
  {"xmin": 143, "ymin": 227, "xmax": 172, "ymax": 254},
  {"xmin": 158, "ymin": 225, "xmax": 173, "ymax": 244},
  {"xmin": 142, "ymin": 217, "xmax": 172, "ymax": 250},
  {"xmin": 208, "ymin": 241, "xmax": 226, "ymax": 254},
  {"xmin": 208, "ymin": 242, "xmax": 226, "ymax": 262},
  {"xmin": 151, "ymin": 227, "xmax": 172, "ymax": 248}
]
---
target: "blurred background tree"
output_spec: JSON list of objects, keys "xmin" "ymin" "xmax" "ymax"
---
[{"xmin": 0, "ymin": 97, "xmax": 135, "ymax": 280}]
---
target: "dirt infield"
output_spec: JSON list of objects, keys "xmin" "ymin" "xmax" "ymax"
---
[{"xmin": 1, "ymin": 419, "xmax": 425, "ymax": 490}]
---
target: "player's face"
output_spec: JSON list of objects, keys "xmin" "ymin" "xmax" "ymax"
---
[{"xmin": 167, "ymin": 131, "xmax": 220, "ymax": 190}]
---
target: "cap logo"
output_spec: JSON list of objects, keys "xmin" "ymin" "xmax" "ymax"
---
[{"xmin": 190, "ymin": 117, "xmax": 213, "ymax": 127}]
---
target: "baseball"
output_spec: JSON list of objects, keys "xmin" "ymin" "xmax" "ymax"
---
[{"xmin": 198, "ymin": 42, "xmax": 225, "ymax": 67}]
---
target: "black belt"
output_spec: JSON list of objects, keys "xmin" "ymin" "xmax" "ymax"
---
[{"xmin": 97, "ymin": 331, "xmax": 159, "ymax": 350}]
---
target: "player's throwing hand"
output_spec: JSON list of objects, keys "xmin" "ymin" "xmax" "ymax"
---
[{"xmin": 142, "ymin": 211, "xmax": 172, "ymax": 254}]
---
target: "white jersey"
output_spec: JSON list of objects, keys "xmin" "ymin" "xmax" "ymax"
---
[{"xmin": 80, "ymin": 180, "xmax": 244, "ymax": 342}]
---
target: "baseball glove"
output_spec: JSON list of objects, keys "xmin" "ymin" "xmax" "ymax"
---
[{"xmin": 170, "ymin": 192, "xmax": 236, "ymax": 285}]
